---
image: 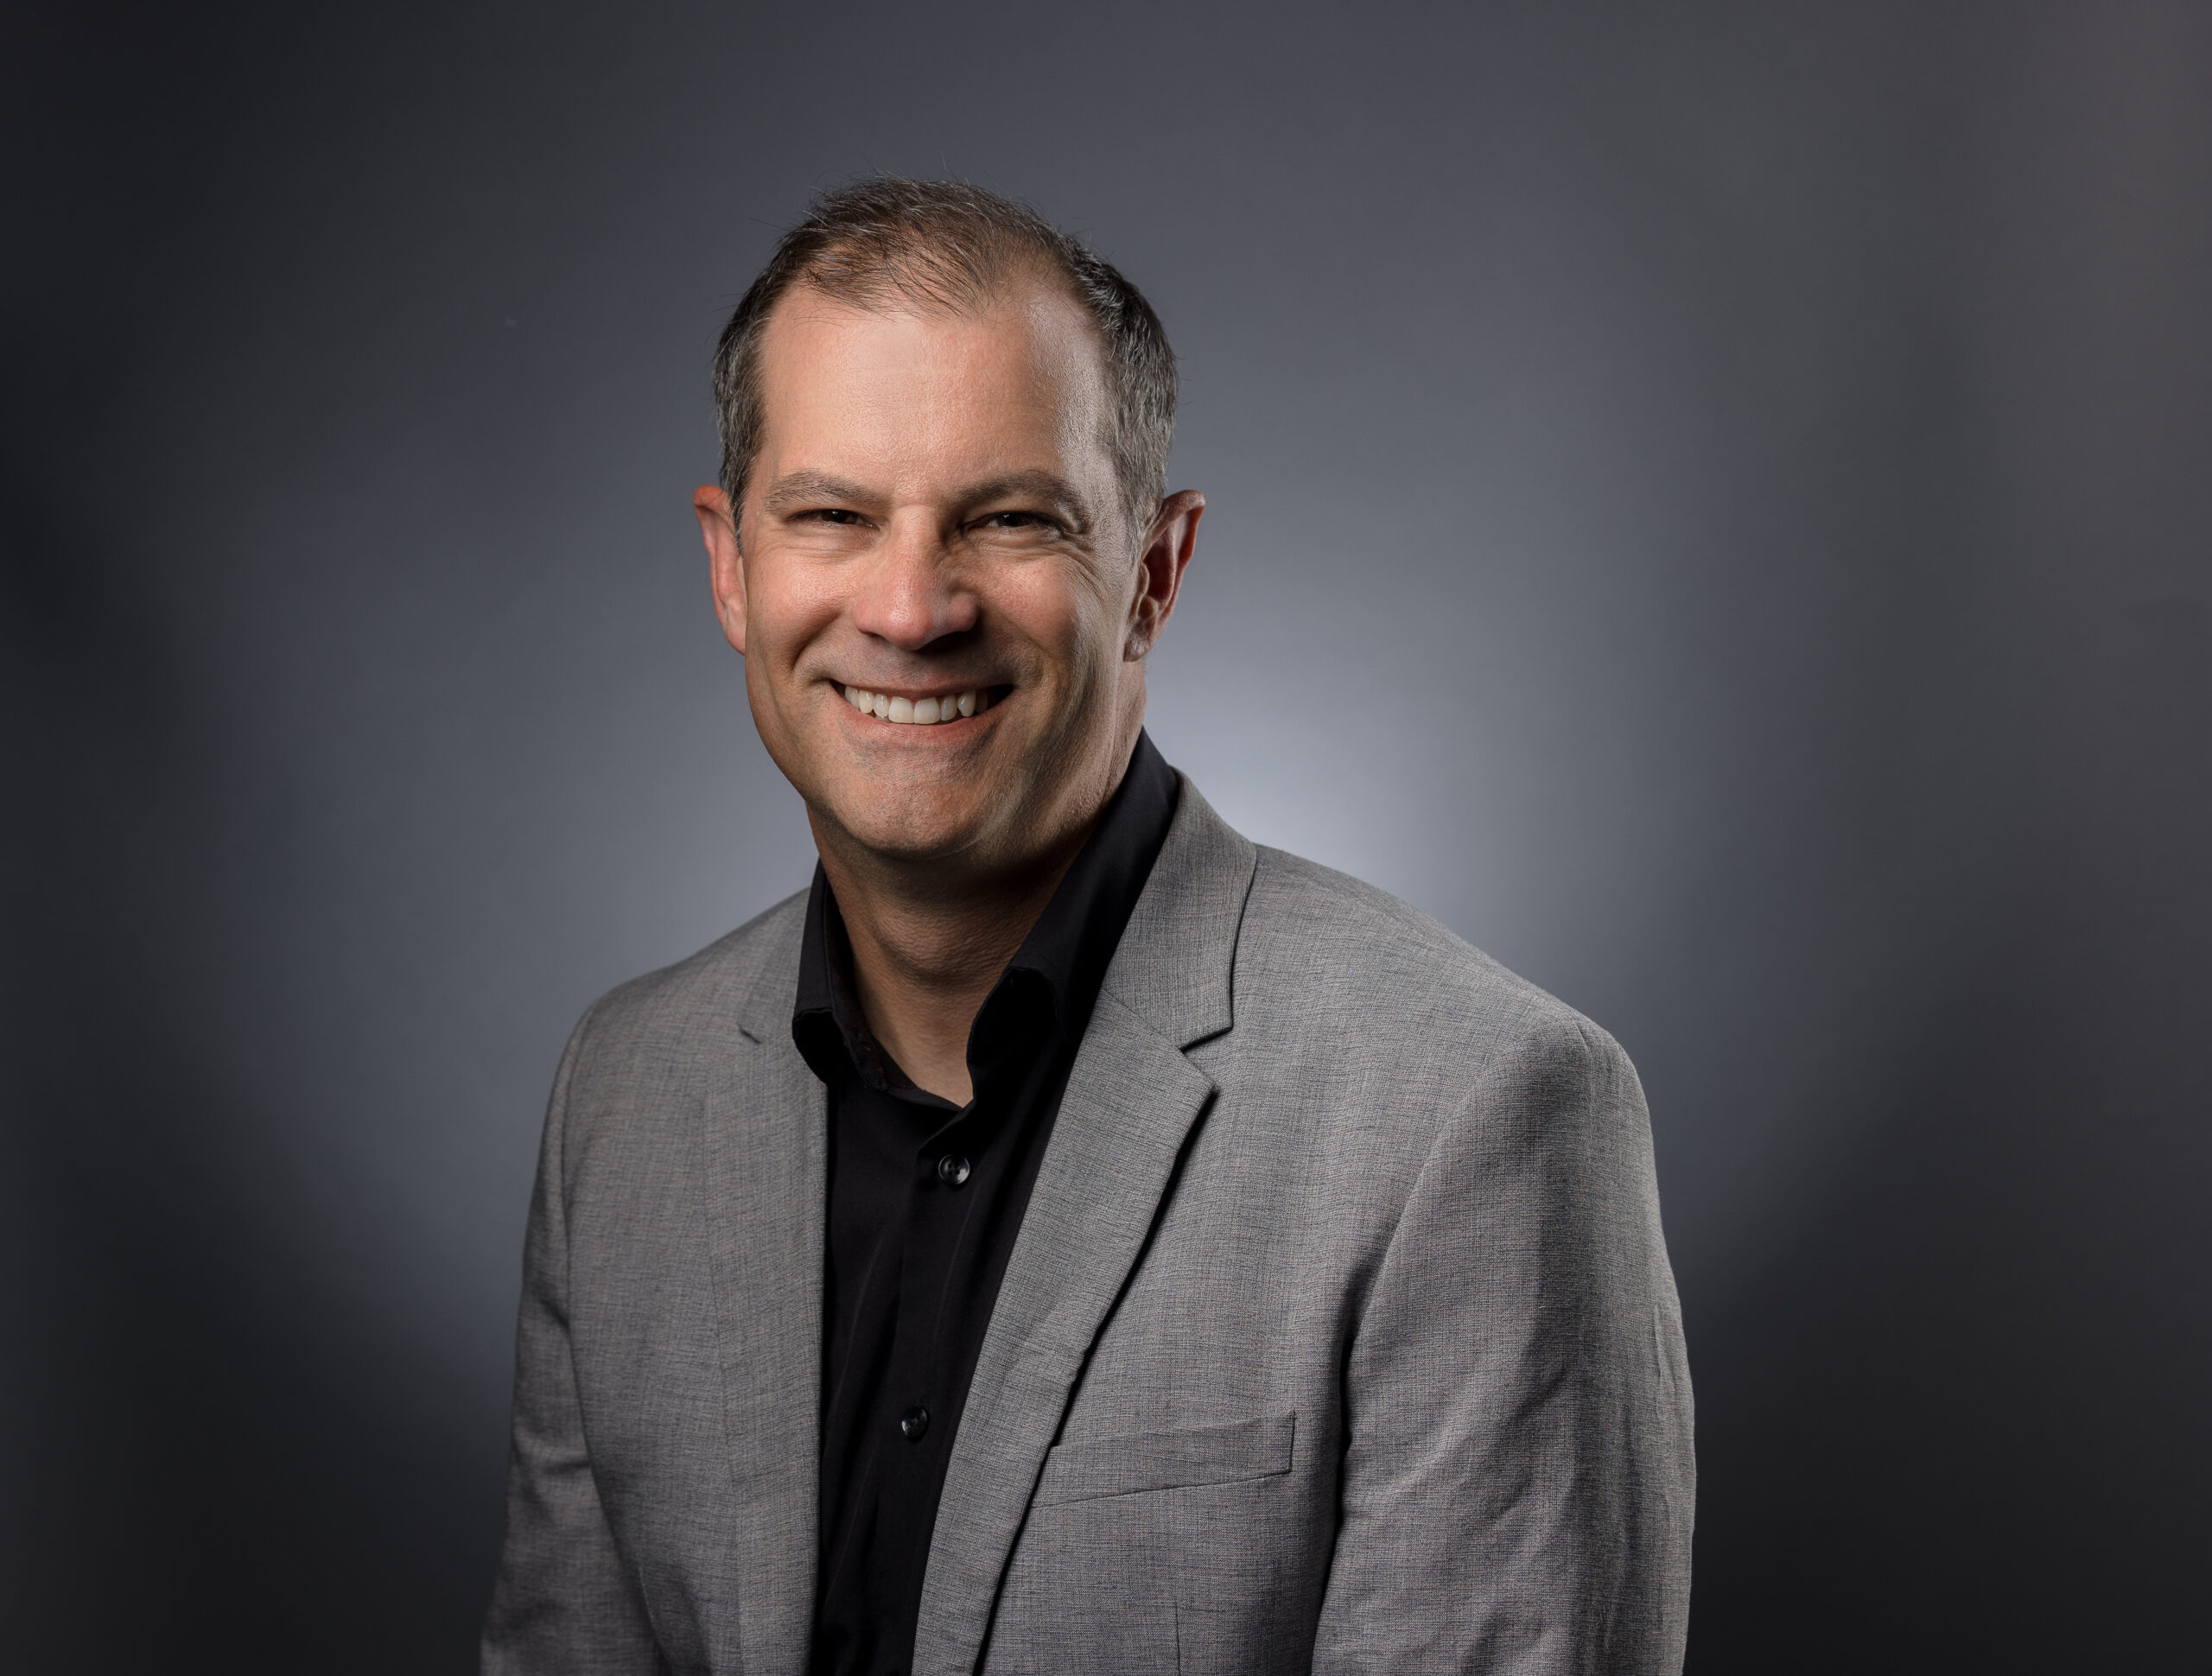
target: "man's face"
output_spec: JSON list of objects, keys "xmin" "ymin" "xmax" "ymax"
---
[{"xmin": 701, "ymin": 278, "xmax": 1197, "ymax": 878}]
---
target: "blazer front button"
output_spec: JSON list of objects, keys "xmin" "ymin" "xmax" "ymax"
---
[
  {"xmin": 936, "ymin": 1154, "xmax": 971, "ymax": 1187},
  {"xmin": 900, "ymin": 1406, "xmax": 929, "ymax": 1441}
]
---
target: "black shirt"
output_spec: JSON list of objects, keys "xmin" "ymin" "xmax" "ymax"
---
[{"xmin": 792, "ymin": 732, "xmax": 1181, "ymax": 1676}]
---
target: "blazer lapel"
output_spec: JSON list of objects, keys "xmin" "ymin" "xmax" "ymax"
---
[
  {"xmin": 704, "ymin": 913, "xmax": 828, "ymax": 1676},
  {"xmin": 911, "ymin": 779, "xmax": 1258, "ymax": 1676}
]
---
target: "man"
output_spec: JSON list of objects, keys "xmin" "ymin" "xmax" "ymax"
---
[{"xmin": 484, "ymin": 180, "xmax": 1693, "ymax": 1676}]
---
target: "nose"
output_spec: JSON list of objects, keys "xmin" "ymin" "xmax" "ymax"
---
[{"xmin": 849, "ymin": 512, "xmax": 976, "ymax": 651}]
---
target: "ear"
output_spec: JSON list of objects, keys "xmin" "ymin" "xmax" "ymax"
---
[
  {"xmin": 1126, "ymin": 490, "xmax": 1205, "ymax": 661},
  {"xmin": 696, "ymin": 485, "xmax": 747, "ymax": 654}
]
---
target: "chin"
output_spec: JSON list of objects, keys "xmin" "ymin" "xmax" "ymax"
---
[{"xmin": 824, "ymin": 778, "xmax": 997, "ymax": 864}]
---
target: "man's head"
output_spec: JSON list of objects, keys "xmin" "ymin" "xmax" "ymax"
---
[{"xmin": 694, "ymin": 181, "xmax": 1203, "ymax": 885}]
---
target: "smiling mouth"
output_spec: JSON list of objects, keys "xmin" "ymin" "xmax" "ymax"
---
[{"xmin": 840, "ymin": 683, "xmax": 1001, "ymax": 726}]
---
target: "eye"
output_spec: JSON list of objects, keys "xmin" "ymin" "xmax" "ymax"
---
[
  {"xmin": 804, "ymin": 507, "xmax": 863, "ymax": 525},
  {"xmin": 980, "ymin": 510, "xmax": 1057, "ymax": 533}
]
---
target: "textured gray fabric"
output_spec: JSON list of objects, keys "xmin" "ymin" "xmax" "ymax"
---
[{"xmin": 483, "ymin": 777, "xmax": 1694, "ymax": 1675}]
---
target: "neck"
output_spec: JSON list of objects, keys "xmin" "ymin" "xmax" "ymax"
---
[{"xmin": 811, "ymin": 806, "xmax": 1097, "ymax": 1108}]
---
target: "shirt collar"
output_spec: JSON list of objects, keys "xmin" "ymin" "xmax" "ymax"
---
[{"xmin": 791, "ymin": 730, "xmax": 1180, "ymax": 1096}]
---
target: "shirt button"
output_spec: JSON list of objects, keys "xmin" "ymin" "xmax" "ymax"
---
[
  {"xmin": 900, "ymin": 1406, "xmax": 930, "ymax": 1442},
  {"xmin": 936, "ymin": 1154, "xmax": 972, "ymax": 1187}
]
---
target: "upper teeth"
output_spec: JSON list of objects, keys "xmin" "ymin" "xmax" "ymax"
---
[{"xmin": 844, "ymin": 686, "xmax": 985, "ymax": 724}]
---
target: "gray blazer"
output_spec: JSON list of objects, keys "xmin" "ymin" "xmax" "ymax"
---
[{"xmin": 484, "ymin": 778, "xmax": 1694, "ymax": 1675}]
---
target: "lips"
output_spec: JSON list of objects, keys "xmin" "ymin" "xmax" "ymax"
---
[{"xmin": 842, "ymin": 685, "xmax": 990, "ymax": 725}]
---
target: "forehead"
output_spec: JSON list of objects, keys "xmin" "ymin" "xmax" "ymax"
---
[{"xmin": 751, "ymin": 279, "xmax": 1114, "ymax": 482}]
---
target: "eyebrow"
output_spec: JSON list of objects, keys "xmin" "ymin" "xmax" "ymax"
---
[
  {"xmin": 759, "ymin": 467, "xmax": 1096, "ymax": 533},
  {"xmin": 958, "ymin": 471, "xmax": 1094, "ymax": 533},
  {"xmin": 760, "ymin": 471, "xmax": 882, "ymax": 517}
]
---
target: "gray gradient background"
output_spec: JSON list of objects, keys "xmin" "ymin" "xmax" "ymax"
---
[{"xmin": 5, "ymin": 0, "xmax": 2208, "ymax": 1669}]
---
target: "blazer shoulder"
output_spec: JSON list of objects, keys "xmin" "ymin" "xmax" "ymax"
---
[
  {"xmin": 569, "ymin": 886, "xmax": 810, "ymax": 1068},
  {"xmin": 1240, "ymin": 845, "xmax": 1629, "ymax": 1081}
]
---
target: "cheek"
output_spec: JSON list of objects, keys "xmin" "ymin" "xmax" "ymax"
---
[
  {"xmin": 997, "ymin": 562, "xmax": 1127, "ymax": 682},
  {"xmin": 745, "ymin": 557, "xmax": 845, "ymax": 667}
]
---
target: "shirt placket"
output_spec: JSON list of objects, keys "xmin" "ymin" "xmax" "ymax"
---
[{"xmin": 868, "ymin": 1097, "xmax": 986, "ymax": 1606}]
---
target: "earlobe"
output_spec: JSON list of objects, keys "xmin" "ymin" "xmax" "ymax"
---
[{"xmin": 1124, "ymin": 590, "xmax": 1162, "ymax": 662}]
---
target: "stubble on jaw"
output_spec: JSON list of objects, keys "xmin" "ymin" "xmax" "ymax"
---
[{"xmin": 798, "ymin": 661, "xmax": 1147, "ymax": 900}]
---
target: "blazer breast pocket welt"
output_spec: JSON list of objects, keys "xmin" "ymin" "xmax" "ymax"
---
[{"xmin": 1031, "ymin": 1414, "xmax": 1296, "ymax": 1508}]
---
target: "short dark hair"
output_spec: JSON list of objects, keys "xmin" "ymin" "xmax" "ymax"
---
[{"xmin": 711, "ymin": 179, "xmax": 1177, "ymax": 544}]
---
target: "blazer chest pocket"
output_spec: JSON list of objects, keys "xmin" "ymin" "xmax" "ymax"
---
[{"xmin": 1033, "ymin": 1414, "xmax": 1295, "ymax": 1508}]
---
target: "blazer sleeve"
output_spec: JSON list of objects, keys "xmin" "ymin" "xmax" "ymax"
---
[
  {"xmin": 1310, "ymin": 1014, "xmax": 1694, "ymax": 1675},
  {"xmin": 482, "ymin": 1003, "xmax": 667, "ymax": 1675}
]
